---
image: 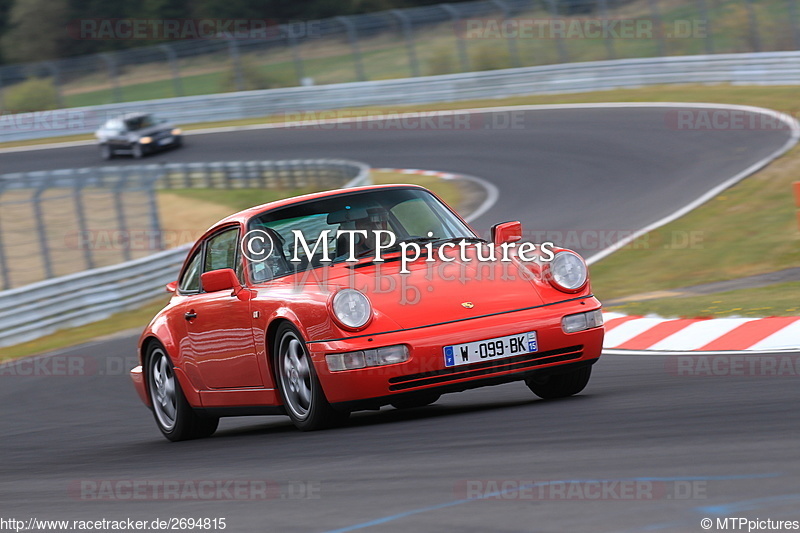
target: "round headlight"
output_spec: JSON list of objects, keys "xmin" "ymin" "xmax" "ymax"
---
[
  {"xmin": 548, "ymin": 251, "xmax": 588, "ymax": 292},
  {"xmin": 332, "ymin": 289, "xmax": 372, "ymax": 329}
]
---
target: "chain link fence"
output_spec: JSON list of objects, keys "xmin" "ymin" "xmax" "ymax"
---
[
  {"xmin": 0, "ymin": 160, "xmax": 370, "ymax": 290},
  {"xmin": 0, "ymin": 0, "xmax": 798, "ymax": 113}
]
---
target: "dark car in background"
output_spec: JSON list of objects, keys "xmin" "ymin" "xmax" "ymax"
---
[{"xmin": 95, "ymin": 112, "xmax": 183, "ymax": 160}]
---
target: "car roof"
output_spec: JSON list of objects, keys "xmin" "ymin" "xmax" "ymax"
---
[
  {"xmin": 213, "ymin": 183, "xmax": 429, "ymax": 228},
  {"xmin": 109, "ymin": 112, "xmax": 152, "ymax": 121}
]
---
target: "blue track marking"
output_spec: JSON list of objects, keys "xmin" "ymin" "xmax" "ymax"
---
[{"xmin": 322, "ymin": 474, "xmax": 780, "ymax": 533}]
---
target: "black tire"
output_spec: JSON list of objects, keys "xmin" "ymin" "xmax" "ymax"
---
[
  {"xmin": 146, "ymin": 342, "xmax": 219, "ymax": 442},
  {"xmin": 525, "ymin": 366, "xmax": 592, "ymax": 400},
  {"xmin": 274, "ymin": 323, "xmax": 348, "ymax": 431},
  {"xmin": 100, "ymin": 144, "xmax": 113, "ymax": 160},
  {"xmin": 390, "ymin": 393, "xmax": 440, "ymax": 410},
  {"xmin": 132, "ymin": 143, "xmax": 144, "ymax": 159}
]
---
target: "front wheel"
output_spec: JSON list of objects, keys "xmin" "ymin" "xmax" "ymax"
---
[
  {"xmin": 146, "ymin": 343, "xmax": 218, "ymax": 441},
  {"xmin": 525, "ymin": 366, "xmax": 592, "ymax": 400},
  {"xmin": 100, "ymin": 144, "xmax": 113, "ymax": 160},
  {"xmin": 274, "ymin": 323, "xmax": 348, "ymax": 431},
  {"xmin": 132, "ymin": 143, "xmax": 144, "ymax": 159}
]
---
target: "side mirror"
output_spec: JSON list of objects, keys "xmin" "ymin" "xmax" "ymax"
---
[
  {"xmin": 165, "ymin": 281, "xmax": 177, "ymax": 293},
  {"xmin": 491, "ymin": 221, "xmax": 523, "ymax": 245},
  {"xmin": 201, "ymin": 268, "xmax": 240, "ymax": 293}
]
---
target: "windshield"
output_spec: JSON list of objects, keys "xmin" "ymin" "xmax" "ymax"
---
[
  {"xmin": 246, "ymin": 187, "xmax": 476, "ymax": 282},
  {"xmin": 124, "ymin": 114, "xmax": 159, "ymax": 131}
]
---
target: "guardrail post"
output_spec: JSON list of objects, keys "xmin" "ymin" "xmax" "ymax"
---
[
  {"xmin": 695, "ymin": 0, "xmax": 715, "ymax": 54},
  {"xmin": 391, "ymin": 9, "xmax": 421, "ymax": 77},
  {"xmin": 788, "ymin": 0, "xmax": 800, "ymax": 50},
  {"xmin": 283, "ymin": 25, "xmax": 306, "ymax": 85},
  {"xmin": 597, "ymin": 0, "xmax": 616, "ymax": 60},
  {"xmin": 113, "ymin": 173, "xmax": 132, "ymax": 262},
  {"xmin": 159, "ymin": 44, "xmax": 184, "ymax": 98},
  {"xmin": 336, "ymin": 16, "xmax": 367, "ymax": 82},
  {"xmin": 146, "ymin": 169, "xmax": 165, "ymax": 252},
  {"xmin": 442, "ymin": 4, "xmax": 470, "ymax": 73},
  {"xmin": 45, "ymin": 61, "xmax": 65, "ymax": 108},
  {"xmin": 743, "ymin": 0, "xmax": 761, "ymax": 53},
  {"xmin": 32, "ymin": 182, "xmax": 54, "ymax": 280},
  {"xmin": 0, "ymin": 182, "xmax": 10, "ymax": 290},
  {"xmin": 227, "ymin": 38, "xmax": 246, "ymax": 92},
  {"xmin": 0, "ymin": 68, "xmax": 5, "ymax": 111},
  {"xmin": 546, "ymin": 0, "xmax": 569, "ymax": 64},
  {"xmin": 73, "ymin": 172, "xmax": 95, "ymax": 270},
  {"xmin": 100, "ymin": 53, "xmax": 123, "ymax": 103},
  {"xmin": 647, "ymin": 0, "xmax": 667, "ymax": 57},
  {"xmin": 490, "ymin": 0, "xmax": 522, "ymax": 68}
]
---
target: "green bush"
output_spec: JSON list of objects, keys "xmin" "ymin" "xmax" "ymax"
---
[
  {"xmin": 470, "ymin": 44, "xmax": 513, "ymax": 71},
  {"xmin": 425, "ymin": 46, "xmax": 459, "ymax": 76},
  {"xmin": 3, "ymin": 77, "xmax": 60, "ymax": 112},
  {"xmin": 218, "ymin": 58, "xmax": 294, "ymax": 92}
]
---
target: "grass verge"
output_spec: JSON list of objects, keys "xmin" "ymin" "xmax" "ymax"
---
[{"xmin": 606, "ymin": 282, "xmax": 800, "ymax": 318}]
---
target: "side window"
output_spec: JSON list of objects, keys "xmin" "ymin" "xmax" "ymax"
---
[
  {"xmin": 178, "ymin": 251, "xmax": 202, "ymax": 293},
  {"xmin": 204, "ymin": 228, "xmax": 240, "ymax": 274}
]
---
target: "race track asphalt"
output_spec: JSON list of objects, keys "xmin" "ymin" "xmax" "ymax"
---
[{"xmin": 1, "ymin": 106, "xmax": 798, "ymax": 532}]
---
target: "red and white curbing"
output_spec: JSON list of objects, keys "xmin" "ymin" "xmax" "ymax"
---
[
  {"xmin": 602, "ymin": 312, "xmax": 800, "ymax": 354},
  {"xmin": 373, "ymin": 168, "xmax": 459, "ymax": 179}
]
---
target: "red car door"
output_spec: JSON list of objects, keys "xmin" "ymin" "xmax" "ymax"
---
[{"xmin": 182, "ymin": 227, "xmax": 262, "ymax": 389}]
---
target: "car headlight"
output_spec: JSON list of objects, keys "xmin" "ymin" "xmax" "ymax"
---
[
  {"xmin": 171, "ymin": 128, "xmax": 182, "ymax": 136},
  {"xmin": 139, "ymin": 136, "xmax": 153, "ymax": 144},
  {"xmin": 332, "ymin": 289, "xmax": 372, "ymax": 329},
  {"xmin": 547, "ymin": 251, "xmax": 588, "ymax": 292}
]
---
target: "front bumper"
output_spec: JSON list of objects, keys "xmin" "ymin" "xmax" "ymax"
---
[{"xmin": 309, "ymin": 297, "xmax": 603, "ymax": 405}]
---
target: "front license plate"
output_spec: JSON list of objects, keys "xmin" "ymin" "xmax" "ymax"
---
[
  {"xmin": 159, "ymin": 136, "xmax": 174, "ymax": 145},
  {"xmin": 444, "ymin": 331, "xmax": 537, "ymax": 367}
]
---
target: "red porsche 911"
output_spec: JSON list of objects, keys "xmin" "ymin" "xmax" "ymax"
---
[{"xmin": 130, "ymin": 184, "xmax": 604, "ymax": 441}]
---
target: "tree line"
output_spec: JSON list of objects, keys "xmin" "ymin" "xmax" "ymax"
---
[{"xmin": 0, "ymin": 0, "xmax": 464, "ymax": 64}]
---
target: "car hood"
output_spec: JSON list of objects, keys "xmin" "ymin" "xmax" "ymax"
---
[
  {"xmin": 132, "ymin": 123, "xmax": 175, "ymax": 137},
  {"xmin": 324, "ymin": 252, "xmax": 548, "ymax": 330}
]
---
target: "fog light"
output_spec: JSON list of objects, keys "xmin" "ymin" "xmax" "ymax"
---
[
  {"xmin": 562, "ymin": 309, "xmax": 604, "ymax": 333},
  {"xmin": 139, "ymin": 136, "xmax": 153, "ymax": 144},
  {"xmin": 327, "ymin": 345, "xmax": 409, "ymax": 372},
  {"xmin": 375, "ymin": 345, "xmax": 409, "ymax": 365}
]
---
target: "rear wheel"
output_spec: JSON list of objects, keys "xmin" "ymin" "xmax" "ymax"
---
[
  {"xmin": 525, "ymin": 366, "xmax": 592, "ymax": 400},
  {"xmin": 274, "ymin": 323, "xmax": 348, "ymax": 431},
  {"xmin": 146, "ymin": 343, "xmax": 218, "ymax": 441}
]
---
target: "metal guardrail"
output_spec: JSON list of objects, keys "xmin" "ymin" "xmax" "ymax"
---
[
  {"xmin": 3, "ymin": 51, "xmax": 800, "ymax": 143},
  {"xmin": 0, "ymin": 159, "xmax": 370, "ymax": 347},
  {"xmin": 1, "ymin": 0, "xmax": 797, "ymax": 114}
]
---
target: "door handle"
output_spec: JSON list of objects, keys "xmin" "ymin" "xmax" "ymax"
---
[{"xmin": 184, "ymin": 311, "xmax": 197, "ymax": 321}]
